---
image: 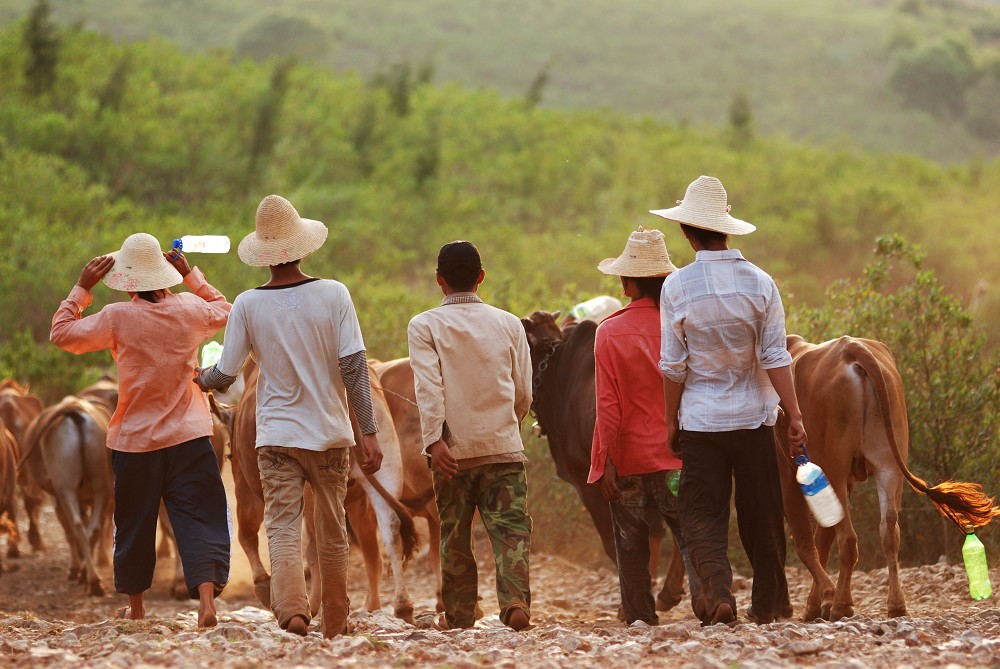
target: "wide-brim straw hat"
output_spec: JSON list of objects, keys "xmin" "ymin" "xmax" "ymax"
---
[
  {"xmin": 649, "ymin": 175, "xmax": 756, "ymax": 235},
  {"xmin": 102, "ymin": 233, "xmax": 183, "ymax": 292},
  {"xmin": 598, "ymin": 227, "xmax": 678, "ymax": 277},
  {"xmin": 238, "ymin": 194, "xmax": 329, "ymax": 267}
]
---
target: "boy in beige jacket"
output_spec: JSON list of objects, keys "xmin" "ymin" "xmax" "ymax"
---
[{"xmin": 407, "ymin": 240, "xmax": 533, "ymax": 631}]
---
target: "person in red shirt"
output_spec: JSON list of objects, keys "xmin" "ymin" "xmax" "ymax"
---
[
  {"xmin": 588, "ymin": 227, "xmax": 699, "ymax": 625},
  {"xmin": 50, "ymin": 233, "xmax": 232, "ymax": 627}
]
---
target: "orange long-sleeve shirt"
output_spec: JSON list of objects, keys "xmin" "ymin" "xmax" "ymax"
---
[{"xmin": 50, "ymin": 268, "xmax": 231, "ymax": 453}]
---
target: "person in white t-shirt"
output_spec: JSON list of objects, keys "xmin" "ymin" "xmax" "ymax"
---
[{"xmin": 196, "ymin": 194, "xmax": 382, "ymax": 639}]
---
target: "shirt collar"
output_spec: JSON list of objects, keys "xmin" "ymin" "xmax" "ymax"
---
[
  {"xmin": 441, "ymin": 292, "xmax": 484, "ymax": 306},
  {"xmin": 695, "ymin": 249, "xmax": 746, "ymax": 262},
  {"xmin": 623, "ymin": 296, "xmax": 656, "ymax": 310}
]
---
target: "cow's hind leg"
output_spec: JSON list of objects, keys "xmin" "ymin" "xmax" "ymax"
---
[
  {"xmin": 346, "ymin": 495, "xmax": 383, "ymax": 612},
  {"xmin": 824, "ymin": 518, "xmax": 857, "ymax": 621},
  {"xmin": 234, "ymin": 466, "xmax": 271, "ymax": 607},
  {"xmin": 656, "ymin": 535, "xmax": 685, "ymax": 612},
  {"xmin": 877, "ymin": 470, "xmax": 907, "ymax": 618}
]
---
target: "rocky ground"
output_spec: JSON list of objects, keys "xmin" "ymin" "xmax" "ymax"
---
[{"xmin": 2, "ymin": 499, "xmax": 999, "ymax": 668}]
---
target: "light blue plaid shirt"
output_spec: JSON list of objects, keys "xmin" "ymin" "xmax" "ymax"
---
[{"xmin": 658, "ymin": 249, "xmax": 792, "ymax": 432}]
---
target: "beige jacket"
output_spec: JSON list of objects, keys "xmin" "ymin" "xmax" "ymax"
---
[{"xmin": 407, "ymin": 294, "xmax": 533, "ymax": 461}]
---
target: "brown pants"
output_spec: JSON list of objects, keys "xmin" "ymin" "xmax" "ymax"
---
[{"xmin": 258, "ymin": 446, "xmax": 350, "ymax": 637}]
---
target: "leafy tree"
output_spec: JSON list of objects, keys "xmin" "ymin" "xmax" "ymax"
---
[
  {"xmin": 525, "ymin": 61, "xmax": 552, "ymax": 109},
  {"xmin": 234, "ymin": 14, "xmax": 329, "ymax": 64},
  {"xmin": 728, "ymin": 91, "xmax": 753, "ymax": 148},
  {"xmin": 888, "ymin": 35, "xmax": 977, "ymax": 118},
  {"xmin": 23, "ymin": 0, "xmax": 60, "ymax": 97},
  {"xmin": 247, "ymin": 57, "xmax": 294, "ymax": 184}
]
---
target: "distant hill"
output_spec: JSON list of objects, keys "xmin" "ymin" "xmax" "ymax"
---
[{"xmin": 2, "ymin": 0, "xmax": 1000, "ymax": 163}]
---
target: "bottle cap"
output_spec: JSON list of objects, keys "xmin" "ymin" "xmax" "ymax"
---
[
  {"xmin": 172, "ymin": 239, "xmax": 183, "ymax": 251},
  {"xmin": 795, "ymin": 455, "xmax": 809, "ymax": 466}
]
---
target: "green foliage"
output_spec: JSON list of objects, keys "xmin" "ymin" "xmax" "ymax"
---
[
  {"xmin": 728, "ymin": 91, "xmax": 753, "ymax": 149},
  {"xmin": 23, "ymin": 0, "xmax": 58, "ymax": 97},
  {"xmin": 888, "ymin": 34, "xmax": 976, "ymax": 118},
  {"xmin": 0, "ymin": 329, "xmax": 110, "ymax": 404},
  {"xmin": 788, "ymin": 236, "xmax": 1000, "ymax": 565}
]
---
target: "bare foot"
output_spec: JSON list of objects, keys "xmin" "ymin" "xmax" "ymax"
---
[
  {"xmin": 198, "ymin": 602, "xmax": 218, "ymax": 628},
  {"xmin": 115, "ymin": 606, "xmax": 143, "ymax": 621}
]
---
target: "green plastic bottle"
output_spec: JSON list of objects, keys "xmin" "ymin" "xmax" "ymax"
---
[
  {"xmin": 962, "ymin": 531, "xmax": 992, "ymax": 600},
  {"xmin": 666, "ymin": 470, "xmax": 681, "ymax": 497}
]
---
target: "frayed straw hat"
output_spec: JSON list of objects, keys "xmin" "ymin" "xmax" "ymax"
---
[
  {"xmin": 238, "ymin": 195, "xmax": 328, "ymax": 267},
  {"xmin": 649, "ymin": 175, "xmax": 756, "ymax": 235},
  {"xmin": 102, "ymin": 233, "xmax": 183, "ymax": 292},
  {"xmin": 598, "ymin": 227, "xmax": 677, "ymax": 277}
]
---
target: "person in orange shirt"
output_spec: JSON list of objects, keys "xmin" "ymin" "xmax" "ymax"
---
[
  {"xmin": 588, "ymin": 227, "xmax": 699, "ymax": 626},
  {"xmin": 50, "ymin": 233, "xmax": 232, "ymax": 627}
]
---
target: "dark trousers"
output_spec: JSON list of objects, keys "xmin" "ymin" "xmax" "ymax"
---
[
  {"xmin": 609, "ymin": 470, "xmax": 700, "ymax": 625},
  {"xmin": 678, "ymin": 426, "xmax": 789, "ymax": 624},
  {"xmin": 111, "ymin": 436, "xmax": 230, "ymax": 599}
]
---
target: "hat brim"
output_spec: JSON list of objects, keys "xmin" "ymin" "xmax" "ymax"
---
[
  {"xmin": 597, "ymin": 256, "xmax": 675, "ymax": 278},
  {"xmin": 649, "ymin": 205, "xmax": 756, "ymax": 235},
  {"xmin": 237, "ymin": 218, "xmax": 329, "ymax": 267},
  {"xmin": 101, "ymin": 251, "xmax": 183, "ymax": 292}
]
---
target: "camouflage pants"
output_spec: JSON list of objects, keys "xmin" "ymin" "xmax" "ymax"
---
[{"xmin": 433, "ymin": 462, "xmax": 532, "ymax": 628}]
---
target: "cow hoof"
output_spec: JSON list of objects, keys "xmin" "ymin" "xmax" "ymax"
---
[
  {"xmin": 253, "ymin": 576, "xmax": 272, "ymax": 608},
  {"xmin": 395, "ymin": 604, "xmax": 415, "ymax": 625},
  {"xmin": 7, "ymin": 544, "xmax": 20, "ymax": 559},
  {"xmin": 89, "ymin": 581, "xmax": 105, "ymax": 596},
  {"xmin": 819, "ymin": 602, "xmax": 832, "ymax": 620},
  {"xmin": 830, "ymin": 604, "xmax": 854, "ymax": 621},
  {"xmin": 888, "ymin": 605, "xmax": 907, "ymax": 618},
  {"xmin": 28, "ymin": 532, "xmax": 44, "ymax": 552},
  {"xmin": 656, "ymin": 593, "xmax": 682, "ymax": 612},
  {"xmin": 172, "ymin": 585, "xmax": 188, "ymax": 601},
  {"xmin": 68, "ymin": 567, "xmax": 80, "ymax": 582}
]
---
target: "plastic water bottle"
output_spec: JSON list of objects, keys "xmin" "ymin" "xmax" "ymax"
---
[
  {"xmin": 666, "ymin": 470, "xmax": 681, "ymax": 496},
  {"xmin": 172, "ymin": 235, "xmax": 230, "ymax": 253},
  {"xmin": 962, "ymin": 531, "xmax": 992, "ymax": 600},
  {"xmin": 795, "ymin": 447, "xmax": 844, "ymax": 528},
  {"xmin": 569, "ymin": 295, "xmax": 623, "ymax": 323},
  {"xmin": 201, "ymin": 341, "xmax": 224, "ymax": 368}
]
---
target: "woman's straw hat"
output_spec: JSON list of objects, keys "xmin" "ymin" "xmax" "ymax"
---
[
  {"xmin": 238, "ymin": 195, "xmax": 329, "ymax": 267},
  {"xmin": 102, "ymin": 233, "xmax": 183, "ymax": 292},
  {"xmin": 649, "ymin": 175, "xmax": 756, "ymax": 235},
  {"xmin": 598, "ymin": 227, "xmax": 678, "ymax": 277}
]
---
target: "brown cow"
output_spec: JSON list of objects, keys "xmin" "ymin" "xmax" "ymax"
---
[
  {"xmin": 0, "ymin": 423, "xmax": 19, "ymax": 572},
  {"xmin": 231, "ymin": 359, "xmax": 420, "ymax": 622},
  {"xmin": 0, "ymin": 379, "xmax": 45, "ymax": 553},
  {"xmin": 520, "ymin": 311, "xmax": 687, "ymax": 612},
  {"xmin": 19, "ymin": 386, "xmax": 114, "ymax": 595},
  {"xmin": 370, "ymin": 357, "xmax": 444, "ymax": 612},
  {"xmin": 776, "ymin": 335, "xmax": 999, "ymax": 621}
]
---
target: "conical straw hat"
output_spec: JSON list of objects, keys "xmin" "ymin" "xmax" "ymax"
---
[
  {"xmin": 598, "ymin": 227, "xmax": 677, "ymax": 277},
  {"xmin": 238, "ymin": 195, "xmax": 329, "ymax": 267},
  {"xmin": 649, "ymin": 175, "xmax": 756, "ymax": 235},
  {"xmin": 102, "ymin": 233, "xmax": 183, "ymax": 292}
]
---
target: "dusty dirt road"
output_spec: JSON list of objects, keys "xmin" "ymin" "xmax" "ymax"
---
[{"xmin": 1, "ymin": 477, "xmax": 998, "ymax": 668}]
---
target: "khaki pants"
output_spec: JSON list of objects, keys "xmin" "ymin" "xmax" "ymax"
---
[{"xmin": 258, "ymin": 446, "xmax": 350, "ymax": 637}]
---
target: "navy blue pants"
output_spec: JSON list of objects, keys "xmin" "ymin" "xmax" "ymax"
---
[{"xmin": 111, "ymin": 436, "xmax": 230, "ymax": 599}]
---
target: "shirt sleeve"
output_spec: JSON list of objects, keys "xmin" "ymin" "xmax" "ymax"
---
[
  {"xmin": 512, "ymin": 321, "xmax": 533, "ymax": 423},
  {"xmin": 337, "ymin": 285, "xmax": 366, "ymax": 358},
  {"xmin": 588, "ymin": 332, "xmax": 624, "ymax": 484},
  {"xmin": 658, "ymin": 287, "xmax": 689, "ymax": 383},
  {"xmin": 184, "ymin": 268, "xmax": 232, "ymax": 339},
  {"xmin": 759, "ymin": 280, "xmax": 794, "ymax": 370},
  {"xmin": 215, "ymin": 296, "xmax": 253, "ymax": 378},
  {"xmin": 49, "ymin": 286, "xmax": 115, "ymax": 354},
  {"xmin": 339, "ymin": 349, "xmax": 378, "ymax": 435},
  {"xmin": 407, "ymin": 317, "xmax": 446, "ymax": 455}
]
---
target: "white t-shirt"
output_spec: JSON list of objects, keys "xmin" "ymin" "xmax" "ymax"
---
[{"xmin": 217, "ymin": 278, "xmax": 365, "ymax": 451}]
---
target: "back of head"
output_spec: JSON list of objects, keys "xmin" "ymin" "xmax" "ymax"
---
[{"xmin": 437, "ymin": 241, "xmax": 482, "ymax": 292}]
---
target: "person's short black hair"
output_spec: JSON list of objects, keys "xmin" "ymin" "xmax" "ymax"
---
[
  {"xmin": 436, "ymin": 241, "xmax": 482, "ymax": 291},
  {"xmin": 681, "ymin": 223, "xmax": 727, "ymax": 247}
]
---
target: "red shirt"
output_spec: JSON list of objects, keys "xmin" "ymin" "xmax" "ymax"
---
[{"xmin": 588, "ymin": 297, "xmax": 682, "ymax": 483}]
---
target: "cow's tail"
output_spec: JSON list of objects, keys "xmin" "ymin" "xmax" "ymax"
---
[
  {"xmin": 849, "ymin": 339, "xmax": 999, "ymax": 530},
  {"xmin": 363, "ymin": 472, "xmax": 420, "ymax": 562}
]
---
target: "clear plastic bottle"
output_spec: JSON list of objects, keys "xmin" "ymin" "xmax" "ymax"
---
[
  {"xmin": 666, "ymin": 469, "xmax": 681, "ymax": 496},
  {"xmin": 962, "ymin": 531, "xmax": 992, "ymax": 600},
  {"xmin": 569, "ymin": 295, "xmax": 623, "ymax": 323},
  {"xmin": 201, "ymin": 341, "xmax": 224, "ymax": 368},
  {"xmin": 795, "ymin": 453, "xmax": 844, "ymax": 527},
  {"xmin": 173, "ymin": 235, "xmax": 231, "ymax": 253}
]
